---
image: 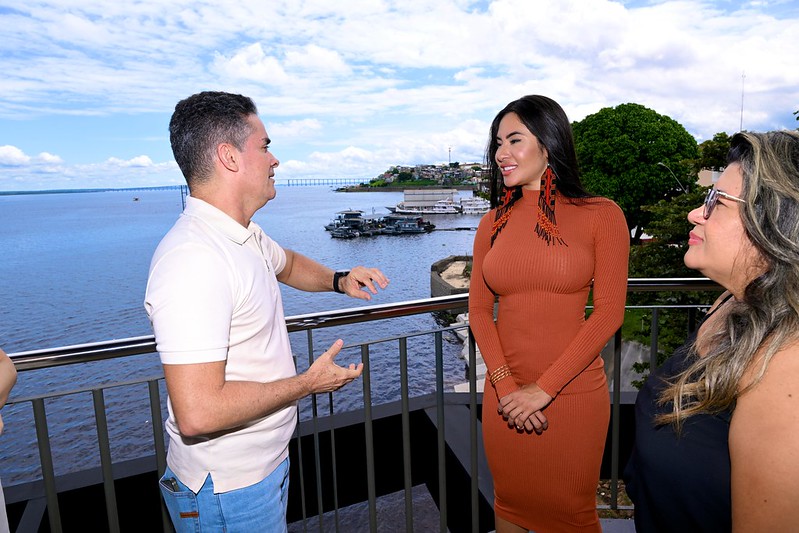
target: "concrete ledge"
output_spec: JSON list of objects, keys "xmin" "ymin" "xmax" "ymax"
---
[
  {"xmin": 431, "ymin": 255, "xmax": 471, "ymax": 314},
  {"xmin": 601, "ymin": 517, "xmax": 637, "ymax": 531}
]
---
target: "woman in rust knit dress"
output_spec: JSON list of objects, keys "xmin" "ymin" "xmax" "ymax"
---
[{"xmin": 469, "ymin": 95, "xmax": 629, "ymax": 533}]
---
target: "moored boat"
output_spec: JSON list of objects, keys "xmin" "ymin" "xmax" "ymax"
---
[
  {"xmin": 391, "ymin": 198, "xmax": 462, "ymax": 215},
  {"xmin": 324, "ymin": 211, "xmax": 435, "ymax": 237},
  {"xmin": 459, "ymin": 196, "xmax": 490, "ymax": 214},
  {"xmin": 387, "ymin": 189, "xmax": 463, "ymax": 215},
  {"xmin": 380, "ymin": 214, "xmax": 435, "ymax": 234},
  {"xmin": 324, "ymin": 209, "xmax": 367, "ymax": 231},
  {"xmin": 330, "ymin": 227, "xmax": 360, "ymax": 238}
]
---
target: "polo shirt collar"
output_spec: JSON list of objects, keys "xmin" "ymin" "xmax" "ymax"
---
[{"xmin": 183, "ymin": 196, "xmax": 261, "ymax": 245}]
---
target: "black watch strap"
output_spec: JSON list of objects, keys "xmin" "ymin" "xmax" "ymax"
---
[{"xmin": 333, "ymin": 270, "xmax": 350, "ymax": 293}]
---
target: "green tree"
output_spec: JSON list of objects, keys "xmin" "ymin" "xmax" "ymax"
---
[
  {"xmin": 696, "ymin": 132, "xmax": 731, "ymax": 172},
  {"xmin": 572, "ymin": 103, "xmax": 699, "ymax": 243}
]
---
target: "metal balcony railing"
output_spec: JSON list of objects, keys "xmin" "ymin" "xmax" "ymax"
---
[{"xmin": 2, "ymin": 278, "xmax": 720, "ymax": 533}]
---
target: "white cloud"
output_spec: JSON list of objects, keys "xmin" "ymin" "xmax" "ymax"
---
[
  {"xmin": 107, "ymin": 155, "xmax": 156, "ymax": 167},
  {"xmin": 0, "ymin": 151, "xmax": 181, "ymax": 191},
  {"xmin": 266, "ymin": 118, "xmax": 324, "ymax": 140},
  {"xmin": 0, "ymin": 0, "xmax": 798, "ymax": 190},
  {"xmin": 37, "ymin": 152, "xmax": 63, "ymax": 164},
  {"xmin": 211, "ymin": 43, "xmax": 291, "ymax": 86},
  {"xmin": 274, "ymin": 117, "xmax": 491, "ymax": 183},
  {"xmin": 0, "ymin": 145, "xmax": 31, "ymax": 165},
  {"xmin": 284, "ymin": 45, "xmax": 351, "ymax": 76}
]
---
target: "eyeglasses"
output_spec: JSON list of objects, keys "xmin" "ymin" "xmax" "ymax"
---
[{"xmin": 703, "ymin": 188, "xmax": 745, "ymax": 219}]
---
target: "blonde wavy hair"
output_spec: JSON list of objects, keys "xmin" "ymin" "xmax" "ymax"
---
[{"xmin": 658, "ymin": 130, "xmax": 799, "ymax": 428}]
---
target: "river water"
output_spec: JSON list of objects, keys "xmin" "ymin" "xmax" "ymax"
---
[{"xmin": 0, "ymin": 186, "xmax": 481, "ymax": 485}]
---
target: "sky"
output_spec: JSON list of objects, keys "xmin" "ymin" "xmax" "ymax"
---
[{"xmin": 0, "ymin": 0, "xmax": 798, "ymax": 191}]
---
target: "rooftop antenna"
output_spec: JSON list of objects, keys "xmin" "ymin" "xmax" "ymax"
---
[{"xmin": 740, "ymin": 71, "xmax": 745, "ymax": 132}]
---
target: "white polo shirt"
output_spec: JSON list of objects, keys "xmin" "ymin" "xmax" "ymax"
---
[{"xmin": 145, "ymin": 196, "xmax": 296, "ymax": 493}]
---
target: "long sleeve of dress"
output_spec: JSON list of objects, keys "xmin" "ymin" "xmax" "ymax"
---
[
  {"xmin": 469, "ymin": 213, "xmax": 520, "ymax": 398},
  {"xmin": 536, "ymin": 202, "xmax": 629, "ymax": 397}
]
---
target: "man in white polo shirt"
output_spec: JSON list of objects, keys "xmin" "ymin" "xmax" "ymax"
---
[{"xmin": 145, "ymin": 91, "xmax": 389, "ymax": 532}]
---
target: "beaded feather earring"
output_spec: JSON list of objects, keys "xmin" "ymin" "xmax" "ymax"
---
[
  {"xmin": 490, "ymin": 185, "xmax": 523, "ymax": 246},
  {"xmin": 536, "ymin": 164, "xmax": 566, "ymax": 246}
]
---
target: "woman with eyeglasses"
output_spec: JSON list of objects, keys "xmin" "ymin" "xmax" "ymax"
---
[
  {"xmin": 469, "ymin": 95, "xmax": 630, "ymax": 532},
  {"xmin": 624, "ymin": 130, "xmax": 799, "ymax": 531}
]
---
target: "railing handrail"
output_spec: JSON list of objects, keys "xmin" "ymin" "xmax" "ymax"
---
[{"xmin": 7, "ymin": 277, "xmax": 720, "ymax": 371}]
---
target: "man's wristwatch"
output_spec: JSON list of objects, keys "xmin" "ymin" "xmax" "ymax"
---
[{"xmin": 333, "ymin": 270, "xmax": 350, "ymax": 294}]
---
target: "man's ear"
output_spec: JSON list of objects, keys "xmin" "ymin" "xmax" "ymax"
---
[{"xmin": 218, "ymin": 143, "xmax": 239, "ymax": 172}]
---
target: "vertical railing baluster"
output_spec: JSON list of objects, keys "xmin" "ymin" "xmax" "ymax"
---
[
  {"xmin": 306, "ymin": 330, "xmax": 325, "ymax": 531},
  {"xmin": 92, "ymin": 389, "xmax": 120, "ymax": 533},
  {"xmin": 294, "ymin": 343, "xmax": 309, "ymax": 532},
  {"xmin": 328, "ymin": 389, "xmax": 340, "ymax": 532},
  {"xmin": 32, "ymin": 398, "xmax": 62, "ymax": 533},
  {"xmin": 468, "ymin": 329, "xmax": 479, "ymax": 533},
  {"xmin": 650, "ymin": 308, "xmax": 660, "ymax": 370},
  {"xmin": 610, "ymin": 329, "xmax": 622, "ymax": 510},
  {"xmin": 147, "ymin": 380, "xmax": 172, "ymax": 533},
  {"xmin": 435, "ymin": 331, "xmax": 447, "ymax": 532},
  {"xmin": 295, "ymin": 414, "xmax": 308, "ymax": 533},
  {"xmin": 361, "ymin": 344, "xmax": 377, "ymax": 532},
  {"xmin": 399, "ymin": 337, "xmax": 413, "ymax": 532}
]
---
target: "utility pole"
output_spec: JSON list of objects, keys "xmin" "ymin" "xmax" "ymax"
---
[{"xmin": 740, "ymin": 71, "xmax": 745, "ymax": 132}]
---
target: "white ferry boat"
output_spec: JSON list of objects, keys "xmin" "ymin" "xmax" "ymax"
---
[
  {"xmin": 391, "ymin": 198, "xmax": 462, "ymax": 215},
  {"xmin": 387, "ymin": 189, "xmax": 462, "ymax": 215},
  {"xmin": 459, "ymin": 196, "xmax": 490, "ymax": 215}
]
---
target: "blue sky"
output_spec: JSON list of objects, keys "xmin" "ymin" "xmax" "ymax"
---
[{"xmin": 1, "ymin": 0, "xmax": 797, "ymax": 191}]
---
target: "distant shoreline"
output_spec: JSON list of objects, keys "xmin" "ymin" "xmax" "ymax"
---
[
  {"xmin": 1, "ymin": 183, "xmax": 480, "ymax": 196},
  {"xmin": 0, "ymin": 185, "xmax": 184, "ymax": 196},
  {"xmin": 337, "ymin": 185, "xmax": 477, "ymax": 193}
]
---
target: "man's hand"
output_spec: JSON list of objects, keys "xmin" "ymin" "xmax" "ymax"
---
[
  {"xmin": 303, "ymin": 339, "xmax": 364, "ymax": 393},
  {"xmin": 164, "ymin": 339, "xmax": 364, "ymax": 437},
  {"xmin": 338, "ymin": 266, "xmax": 389, "ymax": 300}
]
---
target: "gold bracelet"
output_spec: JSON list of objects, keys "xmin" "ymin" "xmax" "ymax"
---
[{"xmin": 489, "ymin": 364, "xmax": 512, "ymax": 385}]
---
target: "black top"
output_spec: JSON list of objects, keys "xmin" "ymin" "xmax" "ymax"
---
[{"xmin": 624, "ymin": 297, "xmax": 734, "ymax": 532}]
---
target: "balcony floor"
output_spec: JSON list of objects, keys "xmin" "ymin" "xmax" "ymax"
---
[{"xmin": 288, "ymin": 484, "xmax": 444, "ymax": 532}]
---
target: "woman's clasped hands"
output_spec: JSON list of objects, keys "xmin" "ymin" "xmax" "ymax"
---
[{"xmin": 498, "ymin": 383, "xmax": 554, "ymax": 434}]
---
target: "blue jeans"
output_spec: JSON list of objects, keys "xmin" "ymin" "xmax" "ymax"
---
[{"xmin": 159, "ymin": 458, "xmax": 290, "ymax": 533}]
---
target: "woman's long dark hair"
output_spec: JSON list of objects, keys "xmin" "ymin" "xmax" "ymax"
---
[{"xmin": 486, "ymin": 95, "xmax": 592, "ymax": 208}]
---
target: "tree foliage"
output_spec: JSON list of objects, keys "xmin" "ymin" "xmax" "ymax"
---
[
  {"xmin": 627, "ymin": 187, "xmax": 723, "ymax": 387},
  {"xmin": 572, "ymin": 103, "xmax": 699, "ymax": 243},
  {"xmin": 696, "ymin": 132, "xmax": 731, "ymax": 172}
]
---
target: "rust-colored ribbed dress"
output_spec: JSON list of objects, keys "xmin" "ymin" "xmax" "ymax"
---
[{"xmin": 469, "ymin": 188, "xmax": 629, "ymax": 532}]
